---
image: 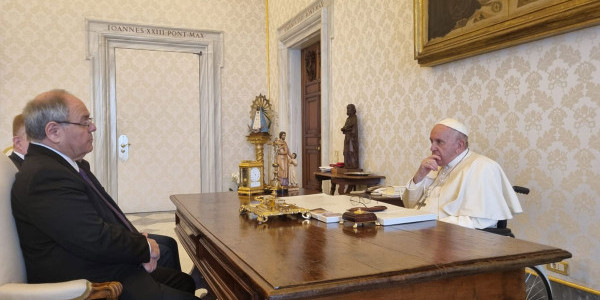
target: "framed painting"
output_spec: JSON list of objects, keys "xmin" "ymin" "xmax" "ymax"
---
[{"xmin": 414, "ymin": 0, "xmax": 600, "ymax": 66}]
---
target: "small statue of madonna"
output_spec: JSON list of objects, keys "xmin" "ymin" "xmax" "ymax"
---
[{"xmin": 248, "ymin": 94, "xmax": 274, "ymax": 134}]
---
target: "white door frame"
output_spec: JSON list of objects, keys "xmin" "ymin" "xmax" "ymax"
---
[
  {"xmin": 277, "ymin": 0, "xmax": 334, "ymax": 184},
  {"xmin": 86, "ymin": 20, "xmax": 223, "ymax": 198}
]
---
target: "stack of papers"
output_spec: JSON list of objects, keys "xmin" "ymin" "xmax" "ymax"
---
[
  {"xmin": 375, "ymin": 208, "xmax": 437, "ymax": 225},
  {"xmin": 318, "ymin": 166, "xmax": 333, "ymax": 172},
  {"xmin": 280, "ymin": 194, "xmax": 437, "ymax": 226},
  {"xmin": 309, "ymin": 208, "xmax": 342, "ymax": 223}
]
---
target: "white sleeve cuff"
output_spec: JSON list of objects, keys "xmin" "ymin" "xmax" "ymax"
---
[{"xmin": 406, "ymin": 178, "xmax": 423, "ymax": 190}]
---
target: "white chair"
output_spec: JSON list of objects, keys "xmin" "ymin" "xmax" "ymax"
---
[{"xmin": 0, "ymin": 154, "xmax": 122, "ymax": 299}]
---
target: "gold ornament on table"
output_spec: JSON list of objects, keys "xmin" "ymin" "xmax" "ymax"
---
[
  {"xmin": 244, "ymin": 94, "xmax": 276, "ymax": 189},
  {"xmin": 239, "ymin": 194, "xmax": 311, "ymax": 223},
  {"xmin": 238, "ymin": 160, "xmax": 264, "ymax": 195}
]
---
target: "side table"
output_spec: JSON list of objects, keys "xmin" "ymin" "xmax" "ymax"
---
[{"xmin": 314, "ymin": 171, "xmax": 385, "ymax": 195}]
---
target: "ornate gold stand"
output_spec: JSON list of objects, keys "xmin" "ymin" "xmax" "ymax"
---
[
  {"xmin": 246, "ymin": 132, "xmax": 270, "ymax": 162},
  {"xmin": 240, "ymin": 195, "xmax": 310, "ymax": 223},
  {"xmin": 247, "ymin": 132, "xmax": 271, "ymax": 186}
]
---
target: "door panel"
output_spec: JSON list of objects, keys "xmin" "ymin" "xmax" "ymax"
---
[
  {"xmin": 301, "ymin": 42, "xmax": 321, "ymax": 190},
  {"xmin": 304, "ymin": 97, "xmax": 321, "ymax": 135},
  {"xmin": 115, "ymin": 49, "xmax": 200, "ymax": 213}
]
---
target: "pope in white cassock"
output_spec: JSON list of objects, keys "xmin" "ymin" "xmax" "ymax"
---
[{"xmin": 403, "ymin": 118, "xmax": 522, "ymax": 229}]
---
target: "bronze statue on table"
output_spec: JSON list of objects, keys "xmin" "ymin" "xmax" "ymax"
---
[{"xmin": 341, "ymin": 104, "xmax": 359, "ymax": 169}]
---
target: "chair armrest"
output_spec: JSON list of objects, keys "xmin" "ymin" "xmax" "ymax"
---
[
  {"xmin": 0, "ymin": 279, "xmax": 122, "ymax": 300},
  {"xmin": 87, "ymin": 281, "xmax": 123, "ymax": 300},
  {"xmin": 0, "ymin": 279, "xmax": 90, "ymax": 300}
]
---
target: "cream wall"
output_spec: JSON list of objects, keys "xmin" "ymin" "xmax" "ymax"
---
[
  {"xmin": 269, "ymin": 0, "xmax": 600, "ymax": 290},
  {"xmin": 0, "ymin": 0, "xmax": 266, "ymax": 191}
]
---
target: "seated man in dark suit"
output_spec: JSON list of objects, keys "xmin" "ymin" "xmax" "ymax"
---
[
  {"xmin": 11, "ymin": 89, "xmax": 206, "ymax": 300},
  {"xmin": 8, "ymin": 114, "xmax": 29, "ymax": 168},
  {"xmin": 10, "ymin": 115, "xmax": 182, "ymax": 272},
  {"xmin": 77, "ymin": 159, "xmax": 183, "ymax": 272}
]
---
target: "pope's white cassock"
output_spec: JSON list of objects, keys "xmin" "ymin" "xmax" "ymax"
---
[{"xmin": 403, "ymin": 149, "xmax": 523, "ymax": 229}]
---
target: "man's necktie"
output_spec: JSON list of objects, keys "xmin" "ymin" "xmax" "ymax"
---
[{"xmin": 78, "ymin": 167, "xmax": 136, "ymax": 232}]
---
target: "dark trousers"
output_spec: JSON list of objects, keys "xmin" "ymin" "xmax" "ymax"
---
[
  {"xmin": 117, "ymin": 266, "xmax": 199, "ymax": 300},
  {"xmin": 148, "ymin": 233, "xmax": 182, "ymax": 271}
]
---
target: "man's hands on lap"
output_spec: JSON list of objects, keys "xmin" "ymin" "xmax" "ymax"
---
[{"xmin": 142, "ymin": 233, "xmax": 160, "ymax": 273}]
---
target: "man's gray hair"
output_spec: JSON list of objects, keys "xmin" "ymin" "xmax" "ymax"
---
[{"xmin": 23, "ymin": 89, "xmax": 70, "ymax": 141}]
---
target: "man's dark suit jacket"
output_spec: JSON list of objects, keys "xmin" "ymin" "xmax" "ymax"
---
[
  {"xmin": 11, "ymin": 143, "xmax": 149, "ymax": 283},
  {"xmin": 8, "ymin": 151, "xmax": 23, "ymax": 169}
]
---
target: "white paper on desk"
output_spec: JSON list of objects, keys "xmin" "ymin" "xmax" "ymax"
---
[
  {"xmin": 280, "ymin": 194, "xmax": 348, "ymax": 223},
  {"xmin": 280, "ymin": 193, "xmax": 361, "ymax": 212},
  {"xmin": 281, "ymin": 193, "xmax": 411, "ymax": 224},
  {"xmin": 374, "ymin": 208, "xmax": 437, "ymax": 226}
]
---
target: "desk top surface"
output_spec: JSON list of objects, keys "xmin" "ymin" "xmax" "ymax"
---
[
  {"xmin": 172, "ymin": 191, "xmax": 570, "ymax": 297},
  {"xmin": 314, "ymin": 171, "xmax": 385, "ymax": 179}
]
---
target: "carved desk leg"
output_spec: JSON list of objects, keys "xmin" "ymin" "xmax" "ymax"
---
[{"xmin": 337, "ymin": 183, "xmax": 347, "ymax": 195}]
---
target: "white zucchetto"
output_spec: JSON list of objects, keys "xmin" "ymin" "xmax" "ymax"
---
[{"xmin": 436, "ymin": 118, "xmax": 469, "ymax": 137}]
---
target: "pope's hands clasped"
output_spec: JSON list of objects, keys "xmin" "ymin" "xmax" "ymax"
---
[{"xmin": 412, "ymin": 154, "xmax": 441, "ymax": 184}]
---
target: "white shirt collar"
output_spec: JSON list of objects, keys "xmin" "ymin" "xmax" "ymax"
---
[
  {"xmin": 31, "ymin": 142, "xmax": 79, "ymax": 172},
  {"xmin": 445, "ymin": 148, "xmax": 470, "ymax": 169},
  {"xmin": 13, "ymin": 151, "xmax": 25, "ymax": 160}
]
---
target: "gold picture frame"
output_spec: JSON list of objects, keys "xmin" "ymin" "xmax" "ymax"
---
[{"xmin": 414, "ymin": 0, "xmax": 600, "ymax": 66}]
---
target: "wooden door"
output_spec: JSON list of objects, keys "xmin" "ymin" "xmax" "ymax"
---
[{"xmin": 301, "ymin": 42, "xmax": 321, "ymax": 190}]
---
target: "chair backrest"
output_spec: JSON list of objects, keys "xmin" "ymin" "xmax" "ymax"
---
[
  {"xmin": 2, "ymin": 145, "xmax": 13, "ymax": 155},
  {"xmin": 0, "ymin": 154, "xmax": 27, "ymax": 285},
  {"xmin": 482, "ymin": 186, "xmax": 530, "ymax": 237}
]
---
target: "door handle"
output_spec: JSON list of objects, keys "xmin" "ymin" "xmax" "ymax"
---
[{"xmin": 118, "ymin": 135, "xmax": 130, "ymax": 161}]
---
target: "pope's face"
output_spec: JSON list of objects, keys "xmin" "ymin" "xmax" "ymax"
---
[{"xmin": 429, "ymin": 124, "xmax": 462, "ymax": 167}]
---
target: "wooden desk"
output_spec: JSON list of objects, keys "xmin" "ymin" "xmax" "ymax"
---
[
  {"xmin": 314, "ymin": 171, "xmax": 385, "ymax": 195},
  {"xmin": 172, "ymin": 191, "xmax": 571, "ymax": 300}
]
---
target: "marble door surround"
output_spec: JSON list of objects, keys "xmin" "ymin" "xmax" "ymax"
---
[
  {"xmin": 86, "ymin": 20, "xmax": 224, "ymax": 196},
  {"xmin": 277, "ymin": 0, "xmax": 334, "ymax": 184}
]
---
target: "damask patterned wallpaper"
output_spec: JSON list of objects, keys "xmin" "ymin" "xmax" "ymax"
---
[
  {"xmin": 0, "ymin": 0, "xmax": 266, "ymax": 192},
  {"xmin": 269, "ymin": 0, "xmax": 599, "ymax": 290}
]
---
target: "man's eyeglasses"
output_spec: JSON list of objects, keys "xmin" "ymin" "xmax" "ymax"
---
[{"xmin": 55, "ymin": 117, "xmax": 94, "ymax": 127}]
